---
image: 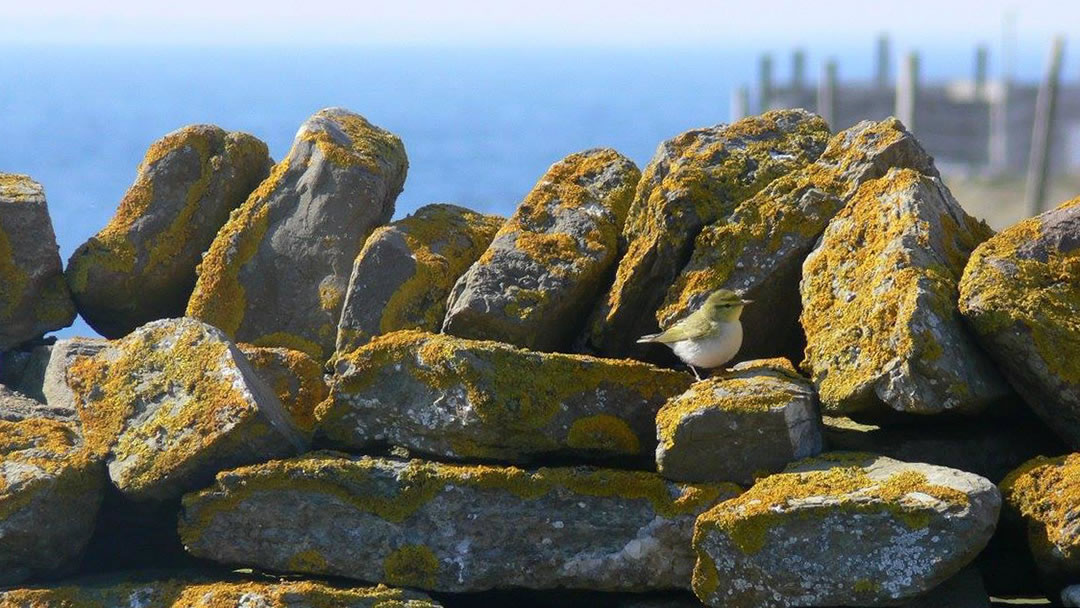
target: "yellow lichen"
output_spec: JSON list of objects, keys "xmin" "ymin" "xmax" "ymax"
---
[
  {"xmin": 1000, "ymin": 453, "xmax": 1080, "ymax": 563},
  {"xmin": 239, "ymin": 345, "xmax": 328, "ymax": 438},
  {"xmin": 251, "ymin": 331, "xmax": 324, "ymax": 362},
  {"xmin": 565, "ymin": 414, "xmax": 640, "ymax": 454},
  {"xmin": 383, "ymin": 544, "xmax": 439, "ymax": 588},
  {"xmin": 286, "ymin": 548, "xmax": 328, "ymax": 572},
  {"xmin": 0, "ymin": 418, "xmax": 97, "ymax": 521},
  {"xmin": 0, "ymin": 224, "xmax": 30, "ymax": 320},
  {"xmin": 300, "ymin": 109, "xmax": 405, "ymax": 175},
  {"xmin": 0, "ymin": 173, "xmax": 43, "ymax": 203}
]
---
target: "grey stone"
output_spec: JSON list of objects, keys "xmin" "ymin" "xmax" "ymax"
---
[
  {"xmin": 0, "ymin": 344, "xmax": 51, "ymax": 403},
  {"xmin": 1064, "ymin": 584, "xmax": 1080, "ymax": 607},
  {"xmin": 40, "ymin": 337, "xmax": 109, "ymax": 419},
  {"xmin": 0, "ymin": 385, "xmax": 76, "ymax": 424}
]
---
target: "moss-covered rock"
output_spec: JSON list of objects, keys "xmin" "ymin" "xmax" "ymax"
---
[
  {"xmin": 336, "ymin": 203, "xmax": 503, "ymax": 354},
  {"xmin": 187, "ymin": 108, "xmax": 407, "ymax": 362},
  {"xmin": 318, "ymin": 330, "xmax": 693, "ymax": 464},
  {"xmin": 0, "ymin": 577, "xmax": 442, "ymax": 607},
  {"xmin": 66, "ymin": 125, "xmax": 272, "ymax": 338},
  {"xmin": 584, "ymin": 110, "xmax": 830, "ymax": 359},
  {"xmin": 659, "ymin": 118, "xmax": 937, "ymax": 362},
  {"xmin": 655, "ymin": 358, "xmax": 823, "ymax": 484},
  {"xmin": 0, "ymin": 416, "xmax": 104, "ymax": 585},
  {"xmin": 179, "ymin": 453, "xmax": 740, "ymax": 592},
  {"xmin": 443, "ymin": 149, "xmax": 639, "ymax": 351},
  {"xmin": 692, "ymin": 453, "xmax": 1000, "ymax": 608},
  {"xmin": 800, "ymin": 167, "xmax": 1009, "ymax": 418},
  {"xmin": 0, "ymin": 174, "xmax": 75, "ymax": 350},
  {"xmin": 1000, "ymin": 453, "xmax": 1080, "ymax": 592},
  {"xmin": 66, "ymin": 318, "xmax": 305, "ymax": 501},
  {"xmin": 238, "ymin": 344, "xmax": 329, "ymax": 442},
  {"xmin": 959, "ymin": 197, "xmax": 1080, "ymax": 448}
]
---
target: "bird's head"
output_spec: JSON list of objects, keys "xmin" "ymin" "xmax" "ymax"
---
[{"xmin": 701, "ymin": 289, "xmax": 753, "ymax": 322}]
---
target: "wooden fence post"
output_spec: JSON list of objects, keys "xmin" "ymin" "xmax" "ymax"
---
[
  {"xmin": 896, "ymin": 52, "xmax": 920, "ymax": 132},
  {"xmin": 817, "ymin": 60, "xmax": 837, "ymax": 127},
  {"xmin": 1025, "ymin": 36, "xmax": 1066, "ymax": 215}
]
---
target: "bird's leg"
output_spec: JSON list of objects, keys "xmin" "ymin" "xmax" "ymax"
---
[{"xmin": 690, "ymin": 365, "xmax": 702, "ymax": 381}]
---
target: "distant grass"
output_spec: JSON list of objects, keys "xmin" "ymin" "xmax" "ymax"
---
[{"xmin": 944, "ymin": 172, "xmax": 1080, "ymax": 231}]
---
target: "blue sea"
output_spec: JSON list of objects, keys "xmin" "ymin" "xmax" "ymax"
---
[{"xmin": 0, "ymin": 45, "xmax": 1050, "ymax": 337}]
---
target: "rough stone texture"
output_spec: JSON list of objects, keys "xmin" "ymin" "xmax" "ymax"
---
[
  {"xmin": 65, "ymin": 318, "xmax": 305, "ymax": 501},
  {"xmin": 0, "ymin": 385, "xmax": 77, "ymax": 425},
  {"xmin": 659, "ymin": 118, "xmax": 937, "ymax": 362},
  {"xmin": 902, "ymin": 566, "xmax": 989, "ymax": 608},
  {"xmin": 238, "ymin": 344, "xmax": 329, "ymax": 443},
  {"xmin": 800, "ymin": 167, "xmax": 1009, "ymax": 418},
  {"xmin": 66, "ymin": 125, "xmax": 272, "ymax": 338},
  {"xmin": 443, "ymin": 149, "xmax": 639, "ymax": 351},
  {"xmin": 336, "ymin": 203, "xmax": 503, "ymax": 354},
  {"xmin": 319, "ymin": 330, "xmax": 693, "ymax": 464},
  {"xmin": 959, "ymin": 197, "xmax": 1080, "ymax": 448},
  {"xmin": 187, "ymin": 108, "xmax": 407, "ymax": 362},
  {"xmin": 1001, "ymin": 453, "xmax": 1080, "ymax": 591},
  {"xmin": 0, "ymin": 417, "xmax": 104, "ymax": 585},
  {"xmin": 0, "ymin": 174, "xmax": 76, "ymax": 350},
  {"xmin": 179, "ymin": 453, "xmax": 740, "ymax": 592},
  {"xmin": 584, "ymin": 110, "xmax": 830, "ymax": 359},
  {"xmin": 823, "ymin": 412, "xmax": 1067, "ymax": 483},
  {"xmin": 692, "ymin": 453, "xmax": 1001, "ymax": 608},
  {"xmin": 0, "ymin": 578, "xmax": 442, "ymax": 607},
  {"xmin": 0, "ymin": 343, "xmax": 51, "ymax": 403},
  {"xmin": 40, "ymin": 337, "xmax": 109, "ymax": 418},
  {"xmin": 655, "ymin": 358, "xmax": 823, "ymax": 485},
  {"xmin": 1065, "ymin": 584, "xmax": 1080, "ymax": 607}
]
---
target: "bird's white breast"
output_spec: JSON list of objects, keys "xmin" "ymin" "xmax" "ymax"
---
[{"xmin": 670, "ymin": 321, "xmax": 743, "ymax": 369}]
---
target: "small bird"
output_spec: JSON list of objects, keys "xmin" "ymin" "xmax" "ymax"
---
[{"xmin": 637, "ymin": 289, "xmax": 752, "ymax": 380}]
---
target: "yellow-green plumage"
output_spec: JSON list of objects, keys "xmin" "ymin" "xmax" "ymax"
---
[{"xmin": 637, "ymin": 289, "xmax": 751, "ymax": 379}]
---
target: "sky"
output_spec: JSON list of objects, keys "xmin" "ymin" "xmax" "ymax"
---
[{"xmin": 3, "ymin": 0, "xmax": 1077, "ymax": 50}]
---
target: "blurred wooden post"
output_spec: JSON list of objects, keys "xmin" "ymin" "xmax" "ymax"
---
[
  {"xmin": 875, "ymin": 34, "xmax": 890, "ymax": 90},
  {"xmin": 975, "ymin": 45, "xmax": 989, "ymax": 97},
  {"xmin": 792, "ymin": 49, "xmax": 806, "ymax": 91},
  {"xmin": 1025, "ymin": 36, "xmax": 1065, "ymax": 215},
  {"xmin": 759, "ymin": 54, "xmax": 774, "ymax": 112},
  {"xmin": 731, "ymin": 86, "xmax": 750, "ymax": 122},
  {"xmin": 817, "ymin": 60, "xmax": 837, "ymax": 127},
  {"xmin": 896, "ymin": 52, "xmax": 920, "ymax": 132}
]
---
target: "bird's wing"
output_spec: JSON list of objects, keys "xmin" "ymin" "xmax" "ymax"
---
[{"xmin": 638, "ymin": 315, "xmax": 714, "ymax": 344}]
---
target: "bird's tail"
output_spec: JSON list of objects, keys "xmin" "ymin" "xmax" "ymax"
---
[{"xmin": 636, "ymin": 332, "xmax": 661, "ymax": 344}]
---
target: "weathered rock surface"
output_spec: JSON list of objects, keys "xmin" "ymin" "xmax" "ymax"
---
[
  {"xmin": 40, "ymin": 337, "xmax": 109, "ymax": 418},
  {"xmin": 0, "ymin": 385, "xmax": 76, "ymax": 424},
  {"xmin": 65, "ymin": 318, "xmax": 305, "ymax": 501},
  {"xmin": 66, "ymin": 125, "xmax": 272, "ymax": 338},
  {"xmin": 1001, "ymin": 453, "xmax": 1080, "ymax": 590},
  {"xmin": 655, "ymin": 358, "xmax": 823, "ymax": 484},
  {"xmin": 238, "ymin": 344, "xmax": 329, "ymax": 442},
  {"xmin": 692, "ymin": 453, "xmax": 1001, "ymax": 608},
  {"xmin": 0, "ymin": 417, "xmax": 104, "ymax": 584},
  {"xmin": 659, "ymin": 118, "xmax": 937, "ymax": 362},
  {"xmin": 443, "ymin": 149, "xmax": 639, "ymax": 351},
  {"xmin": 959, "ymin": 197, "xmax": 1080, "ymax": 448},
  {"xmin": 320, "ymin": 330, "xmax": 693, "ymax": 464},
  {"xmin": 187, "ymin": 108, "xmax": 407, "ymax": 362},
  {"xmin": 0, "ymin": 578, "xmax": 442, "ymax": 607},
  {"xmin": 584, "ymin": 110, "xmax": 830, "ymax": 358},
  {"xmin": 0, "ymin": 174, "xmax": 75, "ymax": 350},
  {"xmin": 0, "ymin": 343, "xmax": 51, "ymax": 403},
  {"xmin": 336, "ymin": 203, "xmax": 503, "ymax": 354},
  {"xmin": 180, "ymin": 454, "xmax": 740, "ymax": 592},
  {"xmin": 800, "ymin": 167, "xmax": 1009, "ymax": 418},
  {"xmin": 1065, "ymin": 584, "xmax": 1080, "ymax": 607}
]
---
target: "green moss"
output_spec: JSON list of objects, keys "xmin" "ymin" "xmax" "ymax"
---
[
  {"xmin": 384, "ymin": 544, "xmax": 439, "ymax": 588},
  {"xmin": 0, "ymin": 224, "xmax": 29, "ymax": 320}
]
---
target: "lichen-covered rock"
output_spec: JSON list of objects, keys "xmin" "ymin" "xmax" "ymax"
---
[
  {"xmin": 319, "ymin": 330, "xmax": 693, "ymax": 464},
  {"xmin": 179, "ymin": 453, "xmax": 740, "ymax": 592},
  {"xmin": 692, "ymin": 453, "xmax": 1001, "ymax": 608},
  {"xmin": 65, "ymin": 318, "xmax": 305, "ymax": 501},
  {"xmin": 1000, "ymin": 453, "xmax": 1080, "ymax": 590},
  {"xmin": 800, "ymin": 167, "xmax": 1009, "ymax": 418},
  {"xmin": 0, "ymin": 578, "xmax": 442, "ymax": 608},
  {"xmin": 336, "ymin": 203, "xmax": 503, "ymax": 354},
  {"xmin": 959, "ymin": 197, "xmax": 1080, "ymax": 448},
  {"xmin": 238, "ymin": 344, "xmax": 329, "ymax": 441},
  {"xmin": 40, "ymin": 337, "xmax": 109, "ymax": 418},
  {"xmin": 656, "ymin": 358, "xmax": 822, "ymax": 484},
  {"xmin": 659, "ymin": 118, "xmax": 937, "ymax": 362},
  {"xmin": 584, "ymin": 110, "xmax": 830, "ymax": 358},
  {"xmin": 66, "ymin": 125, "xmax": 272, "ymax": 338},
  {"xmin": 187, "ymin": 108, "xmax": 407, "ymax": 362},
  {"xmin": 0, "ymin": 417, "xmax": 104, "ymax": 585},
  {"xmin": 0, "ymin": 174, "xmax": 75, "ymax": 350},
  {"xmin": 443, "ymin": 149, "xmax": 639, "ymax": 351},
  {"xmin": 0, "ymin": 343, "xmax": 51, "ymax": 403}
]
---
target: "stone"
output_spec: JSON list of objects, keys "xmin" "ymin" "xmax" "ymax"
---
[
  {"xmin": 0, "ymin": 578, "xmax": 442, "ymax": 607},
  {"xmin": 692, "ymin": 453, "xmax": 1001, "ymax": 608},
  {"xmin": 40, "ymin": 337, "xmax": 109, "ymax": 418},
  {"xmin": 319, "ymin": 330, "xmax": 693, "ymax": 464},
  {"xmin": 443, "ymin": 148, "xmax": 639, "ymax": 351},
  {"xmin": 800, "ymin": 167, "xmax": 1009, "ymax": 418},
  {"xmin": 1065, "ymin": 584, "xmax": 1080, "ymax": 607},
  {"xmin": 959, "ymin": 197, "xmax": 1080, "ymax": 448},
  {"xmin": 0, "ymin": 174, "xmax": 75, "ymax": 349},
  {"xmin": 66, "ymin": 125, "xmax": 272, "ymax": 338},
  {"xmin": 336, "ymin": 203, "xmax": 503, "ymax": 354},
  {"xmin": 0, "ymin": 417, "xmax": 104, "ymax": 585},
  {"xmin": 584, "ymin": 110, "xmax": 830, "ymax": 359},
  {"xmin": 659, "ymin": 118, "xmax": 937, "ymax": 362},
  {"xmin": 0, "ymin": 343, "xmax": 51, "ymax": 403},
  {"xmin": 179, "ymin": 453, "xmax": 741, "ymax": 592},
  {"xmin": 237, "ymin": 344, "xmax": 329, "ymax": 442},
  {"xmin": 0, "ymin": 385, "xmax": 76, "ymax": 424},
  {"xmin": 655, "ymin": 358, "xmax": 823, "ymax": 485},
  {"xmin": 1000, "ymin": 453, "xmax": 1080, "ymax": 591},
  {"xmin": 64, "ymin": 318, "xmax": 305, "ymax": 501},
  {"xmin": 187, "ymin": 108, "xmax": 407, "ymax": 362},
  {"xmin": 823, "ymin": 412, "xmax": 1067, "ymax": 483}
]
